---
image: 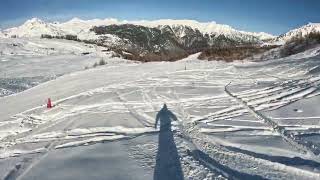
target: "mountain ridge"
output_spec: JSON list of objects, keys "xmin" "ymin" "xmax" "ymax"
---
[
  {"xmin": 2, "ymin": 18, "xmax": 320, "ymax": 62},
  {"xmin": 1, "ymin": 17, "xmax": 275, "ymax": 41},
  {"xmin": 277, "ymin": 23, "xmax": 320, "ymax": 42},
  {"xmin": 3, "ymin": 17, "xmax": 320, "ymax": 44}
]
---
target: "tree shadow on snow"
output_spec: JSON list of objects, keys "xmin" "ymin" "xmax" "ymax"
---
[{"xmin": 153, "ymin": 104, "xmax": 184, "ymax": 180}]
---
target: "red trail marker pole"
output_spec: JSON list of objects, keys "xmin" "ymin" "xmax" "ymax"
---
[{"xmin": 47, "ymin": 98, "xmax": 52, "ymax": 109}]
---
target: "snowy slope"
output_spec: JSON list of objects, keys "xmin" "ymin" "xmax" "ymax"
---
[
  {"xmin": 0, "ymin": 37, "xmax": 97, "ymax": 57},
  {"xmin": 0, "ymin": 37, "xmax": 122, "ymax": 97}
]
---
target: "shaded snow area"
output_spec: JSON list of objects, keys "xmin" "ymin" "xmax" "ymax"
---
[{"xmin": 0, "ymin": 43, "xmax": 320, "ymax": 180}]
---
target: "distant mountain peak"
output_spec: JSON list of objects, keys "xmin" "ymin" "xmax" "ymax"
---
[
  {"xmin": 3, "ymin": 17, "xmax": 65, "ymax": 38},
  {"xmin": 277, "ymin": 23, "xmax": 320, "ymax": 42},
  {"xmin": 24, "ymin": 17, "xmax": 45, "ymax": 25},
  {"xmin": 68, "ymin": 17, "xmax": 85, "ymax": 23}
]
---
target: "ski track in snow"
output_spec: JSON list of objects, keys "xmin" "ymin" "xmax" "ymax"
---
[{"xmin": 224, "ymin": 82, "xmax": 318, "ymax": 157}]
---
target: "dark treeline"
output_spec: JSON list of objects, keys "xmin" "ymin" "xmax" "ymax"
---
[{"xmin": 198, "ymin": 45, "xmax": 279, "ymax": 62}]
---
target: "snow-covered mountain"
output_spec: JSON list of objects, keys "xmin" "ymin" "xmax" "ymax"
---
[
  {"xmin": 277, "ymin": 23, "xmax": 320, "ymax": 42},
  {"xmin": 4, "ymin": 17, "xmax": 320, "ymax": 45},
  {"xmin": 113, "ymin": 19, "xmax": 275, "ymax": 41},
  {"xmin": 2, "ymin": 18, "xmax": 66, "ymax": 38},
  {"xmin": 1, "ymin": 17, "xmax": 275, "ymax": 41},
  {"xmin": 2, "ymin": 18, "xmax": 320, "ymax": 61}
]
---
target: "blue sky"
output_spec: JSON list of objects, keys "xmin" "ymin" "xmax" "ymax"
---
[{"xmin": 0, "ymin": 0, "xmax": 320, "ymax": 35}]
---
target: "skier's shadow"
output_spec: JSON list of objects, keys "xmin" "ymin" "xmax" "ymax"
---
[{"xmin": 153, "ymin": 104, "xmax": 184, "ymax": 180}]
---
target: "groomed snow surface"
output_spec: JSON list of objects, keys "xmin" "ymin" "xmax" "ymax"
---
[{"xmin": 1, "ymin": 38, "xmax": 320, "ymax": 179}]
